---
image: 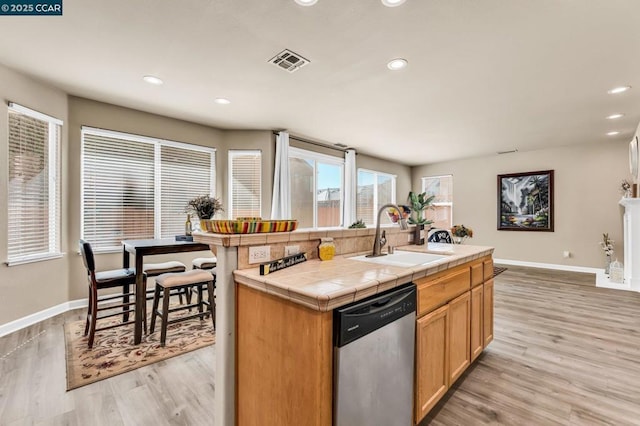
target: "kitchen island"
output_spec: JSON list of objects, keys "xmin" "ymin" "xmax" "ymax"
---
[{"xmin": 194, "ymin": 228, "xmax": 494, "ymax": 426}]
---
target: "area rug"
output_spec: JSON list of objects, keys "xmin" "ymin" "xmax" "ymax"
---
[
  {"xmin": 493, "ymin": 266, "xmax": 508, "ymax": 278},
  {"xmin": 64, "ymin": 314, "xmax": 215, "ymax": 390}
]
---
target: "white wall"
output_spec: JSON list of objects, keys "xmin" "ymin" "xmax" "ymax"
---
[{"xmin": 412, "ymin": 141, "xmax": 629, "ymax": 268}]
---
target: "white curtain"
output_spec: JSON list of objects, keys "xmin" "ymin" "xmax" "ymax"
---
[
  {"xmin": 343, "ymin": 149, "xmax": 357, "ymax": 227},
  {"xmin": 271, "ymin": 131, "xmax": 291, "ymax": 219}
]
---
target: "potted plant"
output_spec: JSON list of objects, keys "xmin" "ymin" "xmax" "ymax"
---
[
  {"xmin": 451, "ymin": 224, "xmax": 473, "ymax": 244},
  {"xmin": 185, "ymin": 195, "xmax": 223, "ymax": 220},
  {"xmin": 348, "ymin": 219, "xmax": 367, "ymax": 229},
  {"xmin": 408, "ymin": 191, "xmax": 435, "ymax": 226},
  {"xmin": 407, "ymin": 191, "xmax": 435, "ymax": 244}
]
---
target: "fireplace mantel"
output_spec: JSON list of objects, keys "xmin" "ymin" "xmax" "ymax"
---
[{"xmin": 620, "ymin": 197, "xmax": 640, "ymax": 291}]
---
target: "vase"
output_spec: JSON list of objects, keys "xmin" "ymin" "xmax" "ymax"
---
[{"xmin": 605, "ymin": 254, "xmax": 611, "ymax": 275}]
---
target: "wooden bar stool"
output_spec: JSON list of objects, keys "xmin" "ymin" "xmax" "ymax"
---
[
  {"xmin": 150, "ymin": 270, "xmax": 216, "ymax": 346},
  {"xmin": 188, "ymin": 257, "xmax": 217, "ymax": 304},
  {"xmin": 143, "ymin": 260, "xmax": 187, "ymax": 277},
  {"xmin": 79, "ymin": 240, "xmax": 145, "ymax": 349},
  {"xmin": 192, "ymin": 256, "xmax": 217, "ymax": 270},
  {"xmin": 143, "ymin": 260, "xmax": 188, "ymax": 305}
]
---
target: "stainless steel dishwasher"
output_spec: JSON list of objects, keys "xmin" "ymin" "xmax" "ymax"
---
[{"xmin": 333, "ymin": 282, "xmax": 416, "ymax": 426}]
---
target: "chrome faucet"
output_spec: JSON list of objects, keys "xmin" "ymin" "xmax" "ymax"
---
[{"xmin": 367, "ymin": 203, "xmax": 408, "ymax": 258}]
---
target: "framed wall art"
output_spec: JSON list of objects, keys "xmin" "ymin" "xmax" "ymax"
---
[{"xmin": 498, "ymin": 170, "xmax": 554, "ymax": 232}]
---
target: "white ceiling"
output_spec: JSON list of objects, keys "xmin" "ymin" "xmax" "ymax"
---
[{"xmin": 1, "ymin": 0, "xmax": 640, "ymax": 165}]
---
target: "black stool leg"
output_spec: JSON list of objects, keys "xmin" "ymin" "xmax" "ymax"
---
[
  {"xmin": 123, "ymin": 282, "xmax": 130, "ymax": 322},
  {"xmin": 197, "ymin": 284, "xmax": 205, "ymax": 320},
  {"xmin": 150, "ymin": 284, "xmax": 161, "ymax": 333},
  {"xmin": 206, "ymin": 280, "xmax": 216, "ymax": 330},
  {"xmin": 160, "ymin": 286, "xmax": 171, "ymax": 346}
]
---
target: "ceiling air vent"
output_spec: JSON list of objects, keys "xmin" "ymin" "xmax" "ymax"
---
[{"xmin": 268, "ymin": 49, "xmax": 310, "ymax": 73}]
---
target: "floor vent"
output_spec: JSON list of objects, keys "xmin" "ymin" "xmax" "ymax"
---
[{"xmin": 268, "ymin": 49, "xmax": 310, "ymax": 73}]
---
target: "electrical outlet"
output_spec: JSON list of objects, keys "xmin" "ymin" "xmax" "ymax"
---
[
  {"xmin": 249, "ymin": 245, "xmax": 271, "ymax": 264},
  {"xmin": 284, "ymin": 245, "xmax": 300, "ymax": 256}
]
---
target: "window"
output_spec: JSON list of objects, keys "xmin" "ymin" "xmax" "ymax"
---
[
  {"xmin": 422, "ymin": 175, "xmax": 453, "ymax": 229},
  {"xmin": 229, "ymin": 150, "xmax": 262, "ymax": 219},
  {"xmin": 7, "ymin": 103, "xmax": 62, "ymax": 265},
  {"xmin": 356, "ymin": 169, "xmax": 397, "ymax": 226},
  {"xmin": 81, "ymin": 127, "xmax": 215, "ymax": 251},
  {"xmin": 289, "ymin": 147, "xmax": 344, "ymax": 228}
]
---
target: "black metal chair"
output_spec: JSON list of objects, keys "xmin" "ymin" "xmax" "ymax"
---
[
  {"xmin": 79, "ymin": 239, "xmax": 146, "ymax": 349},
  {"xmin": 427, "ymin": 229, "xmax": 454, "ymax": 244}
]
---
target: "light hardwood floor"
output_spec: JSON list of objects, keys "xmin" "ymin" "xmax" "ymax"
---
[
  {"xmin": 423, "ymin": 266, "xmax": 640, "ymax": 426},
  {"xmin": 2, "ymin": 266, "xmax": 640, "ymax": 425},
  {"xmin": 0, "ymin": 310, "xmax": 216, "ymax": 425}
]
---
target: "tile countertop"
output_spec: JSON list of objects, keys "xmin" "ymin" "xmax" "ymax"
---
[{"xmin": 233, "ymin": 243, "xmax": 494, "ymax": 312}]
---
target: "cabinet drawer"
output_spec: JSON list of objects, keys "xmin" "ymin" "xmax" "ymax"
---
[{"xmin": 417, "ymin": 267, "xmax": 471, "ymax": 316}]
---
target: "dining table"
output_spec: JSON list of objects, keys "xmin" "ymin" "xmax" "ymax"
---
[{"xmin": 122, "ymin": 238, "xmax": 210, "ymax": 344}]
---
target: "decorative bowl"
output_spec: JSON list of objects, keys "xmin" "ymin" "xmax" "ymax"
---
[{"xmin": 200, "ymin": 218, "xmax": 298, "ymax": 234}]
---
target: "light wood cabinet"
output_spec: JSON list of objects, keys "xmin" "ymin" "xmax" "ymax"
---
[
  {"xmin": 448, "ymin": 291, "xmax": 471, "ymax": 384},
  {"xmin": 415, "ymin": 304, "xmax": 449, "ymax": 423},
  {"xmin": 236, "ymin": 285, "xmax": 333, "ymax": 426},
  {"xmin": 483, "ymin": 278, "xmax": 494, "ymax": 346},
  {"xmin": 470, "ymin": 284, "xmax": 484, "ymax": 362},
  {"xmin": 414, "ymin": 255, "xmax": 494, "ymax": 424}
]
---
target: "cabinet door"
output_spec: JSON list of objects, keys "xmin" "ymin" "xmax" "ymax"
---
[
  {"xmin": 471, "ymin": 261, "xmax": 484, "ymax": 287},
  {"xmin": 470, "ymin": 285, "xmax": 484, "ymax": 362},
  {"xmin": 448, "ymin": 291, "xmax": 471, "ymax": 384},
  {"xmin": 483, "ymin": 279, "xmax": 494, "ymax": 347},
  {"xmin": 483, "ymin": 258, "xmax": 494, "ymax": 281},
  {"xmin": 415, "ymin": 305, "xmax": 449, "ymax": 424}
]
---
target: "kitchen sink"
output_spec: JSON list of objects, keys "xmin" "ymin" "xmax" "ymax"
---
[{"xmin": 349, "ymin": 251, "xmax": 447, "ymax": 267}]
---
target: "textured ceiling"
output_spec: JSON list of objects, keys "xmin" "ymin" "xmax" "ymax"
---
[{"xmin": 1, "ymin": 0, "xmax": 639, "ymax": 165}]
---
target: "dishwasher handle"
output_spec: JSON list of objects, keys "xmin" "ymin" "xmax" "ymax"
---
[{"xmin": 334, "ymin": 283, "xmax": 416, "ymax": 347}]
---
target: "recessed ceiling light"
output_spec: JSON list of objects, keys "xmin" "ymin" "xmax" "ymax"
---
[
  {"xmin": 607, "ymin": 131, "xmax": 620, "ymax": 136},
  {"xmin": 607, "ymin": 86, "xmax": 631, "ymax": 94},
  {"xmin": 143, "ymin": 75, "xmax": 163, "ymax": 85},
  {"xmin": 294, "ymin": 0, "xmax": 318, "ymax": 5},
  {"xmin": 214, "ymin": 98, "xmax": 231, "ymax": 105},
  {"xmin": 387, "ymin": 58, "xmax": 408, "ymax": 70},
  {"xmin": 606, "ymin": 113, "xmax": 625, "ymax": 120},
  {"xmin": 382, "ymin": 0, "xmax": 406, "ymax": 6}
]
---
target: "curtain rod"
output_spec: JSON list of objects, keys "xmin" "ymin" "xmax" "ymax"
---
[{"xmin": 272, "ymin": 131, "xmax": 352, "ymax": 153}]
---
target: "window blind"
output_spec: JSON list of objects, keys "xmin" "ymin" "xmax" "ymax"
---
[
  {"xmin": 161, "ymin": 145, "xmax": 215, "ymax": 236},
  {"xmin": 82, "ymin": 131, "xmax": 155, "ymax": 250},
  {"xmin": 81, "ymin": 128, "xmax": 215, "ymax": 251},
  {"xmin": 7, "ymin": 104, "xmax": 62, "ymax": 264},
  {"xmin": 229, "ymin": 150, "xmax": 261, "ymax": 219}
]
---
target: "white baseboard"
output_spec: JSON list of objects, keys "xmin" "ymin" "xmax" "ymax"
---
[
  {"xmin": 595, "ymin": 271, "xmax": 633, "ymax": 291},
  {"xmin": 0, "ymin": 298, "xmax": 86, "ymax": 338},
  {"xmin": 493, "ymin": 258, "xmax": 602, "ymax": 275}
]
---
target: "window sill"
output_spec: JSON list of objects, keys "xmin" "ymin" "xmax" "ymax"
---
[{"xmin": 5, "ymin": 253, "xmax": 65, "ymax": 267}]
